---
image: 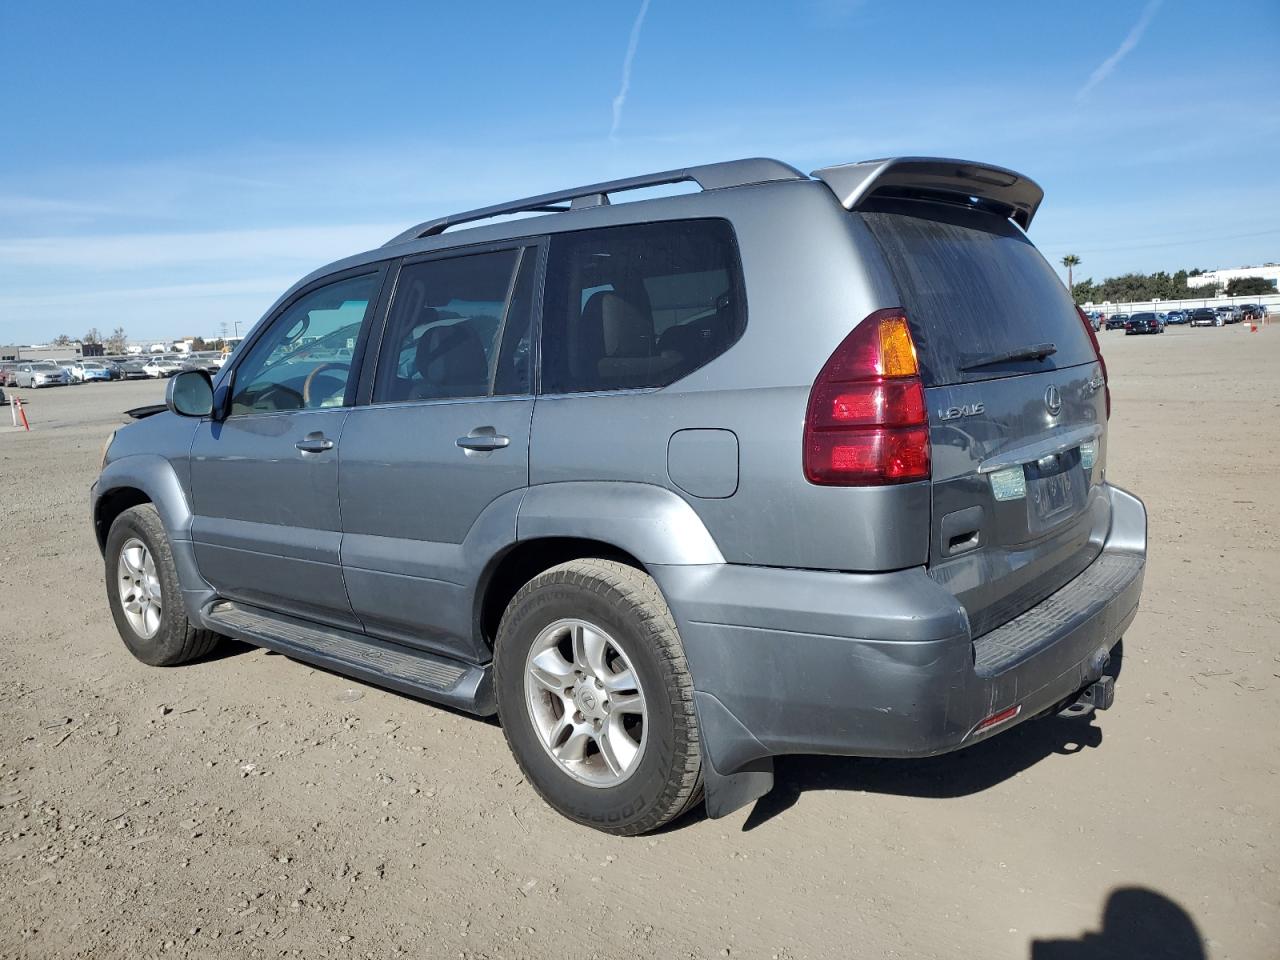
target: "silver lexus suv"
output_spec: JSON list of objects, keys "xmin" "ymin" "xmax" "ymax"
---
[{"xmin": 91, "ymin": 156, "xmax": 1146, "ymax": 834}]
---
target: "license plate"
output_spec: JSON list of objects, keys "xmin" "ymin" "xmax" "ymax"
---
[{"xmin": 1031, "ymin": 469, "xmax": 1074, "ymax": 521}]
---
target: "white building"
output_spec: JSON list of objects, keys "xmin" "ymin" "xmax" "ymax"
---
[{"xmin": 1187, "ymin": 263, "xmax": 1280, "ymax": 290}]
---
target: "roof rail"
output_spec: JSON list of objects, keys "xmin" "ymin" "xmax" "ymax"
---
[
  {"xmin": 811, "ymin": 157, "xmax": 1044, "ymax": 229},
  {"xmin": 383, "ymin": 157, "xmax": 805, "ymax": 246}
]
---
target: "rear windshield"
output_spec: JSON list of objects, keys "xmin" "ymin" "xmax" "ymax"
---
[
  {"xmin": 1130, "ymin": 313, "xmax": 1156, "ymax": 321},
  {"xmin": 859, "ymin": 198, "xmax": 1096, "ymax": 386}
]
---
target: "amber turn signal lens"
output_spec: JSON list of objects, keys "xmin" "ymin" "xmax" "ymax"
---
[{"xmin": 877, "ymin": 315, "xmax": 918, "ymax": 378}]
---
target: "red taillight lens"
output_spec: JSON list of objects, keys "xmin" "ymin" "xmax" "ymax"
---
[
  {"xmin": 809, "ymin": 379, "xmax": 926, "ymax": 427},
  {"xmin": 1076, "ymin": 305, "xmax": 1111, "ymax": 419},
  {"xmin": 804, "ymin": 309, "xmax": 931, "ymax": 486}
]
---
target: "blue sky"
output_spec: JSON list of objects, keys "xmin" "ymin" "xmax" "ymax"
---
[{"xmin": 2, "ymin": 0, "xmax": 1277, "ymax": 343}]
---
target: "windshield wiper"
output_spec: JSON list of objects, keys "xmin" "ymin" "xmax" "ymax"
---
[{"xmin": 960, "ymin": 342, "xmax": 1057, "ymax": 372}]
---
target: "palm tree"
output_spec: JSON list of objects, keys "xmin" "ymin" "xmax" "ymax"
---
[{"xmin": 1061, "ymin": 254, "xmax": 1081, "ymax": 294}]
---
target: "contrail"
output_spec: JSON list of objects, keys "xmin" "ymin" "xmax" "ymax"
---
[
  {"xmin": 1077, "ymin": 0, "xmax": 1162, "ymax": 101},
  {"xmin": 610, "ymin": 0, "xmax": 652, "ymax": 139}
]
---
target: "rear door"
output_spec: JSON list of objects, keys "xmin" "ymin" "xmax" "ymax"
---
[
  {"xmin": 338, "ymin": 242, "xmax": 539, "ymax": 662},
  {"xmin": 859, "ymin": 199, "xmax": 1109, "ymax": 637}
]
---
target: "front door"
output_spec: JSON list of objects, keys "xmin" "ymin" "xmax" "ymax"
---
[
  {"xmin": 189, "ymin": 268, "xmax": 385, "ymax": 628},
  {"xmin": 340, "ymin": 244, "xmax": 539, "ymax": 661}
]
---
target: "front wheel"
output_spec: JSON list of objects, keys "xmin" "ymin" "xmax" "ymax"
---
[
  {"xmin": 104, "ymin": 504, "xmax": 219, "ymax": 666},
  {"xmin": 494, "ymin": 559, "xmax": 703, "ymax": 835}
]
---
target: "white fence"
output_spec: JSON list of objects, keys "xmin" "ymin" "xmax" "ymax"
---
[{"xmin": 1081, "ymin": 291, "xmax": 1280, "ymax": 315}]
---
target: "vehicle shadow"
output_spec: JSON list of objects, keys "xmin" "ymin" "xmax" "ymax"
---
[
  {"xmin": 742, "ymin": 712, "xmax": 1104, "ymax": 830},
  {"xmin": 1030, "ymin": 886, "xmax": 1206, "ymax": 960},
  {"xmin": 190, "ymin": 637, "xmax": 256, "ymax": 663}
]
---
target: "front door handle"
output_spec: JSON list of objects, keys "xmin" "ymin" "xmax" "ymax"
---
[
  {"xmin": 456, "ymin": 433, "xmax": 510, "ymax": 452},
  {"xmin": 295, "ymin": 433, "xmax": 334, "ymax": 453}
]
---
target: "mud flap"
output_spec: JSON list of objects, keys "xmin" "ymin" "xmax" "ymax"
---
[{"xmin": 693, "ymin": 690, "xmax": 775, "ymax": 819}]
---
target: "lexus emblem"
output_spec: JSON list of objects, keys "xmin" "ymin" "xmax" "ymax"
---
[{"xmin": 1045, "ymin": 384, "xmax": 1062, "ymax": 416}]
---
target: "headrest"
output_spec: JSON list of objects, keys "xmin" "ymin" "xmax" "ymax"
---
[
  {"xmin": 581, "ymin": 291, "xmax": 653, "ymax": 358},
  {"xmin": 415, "ymin": 322, "xmax": 488, "ymax": 391}
]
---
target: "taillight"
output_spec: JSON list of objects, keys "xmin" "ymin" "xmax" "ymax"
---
[
  {"xmin": 1077, "ymin": 305, "xmax": 1111, "ymax": 418},
  {"xmin": 804, "ymin": 309, "xmax": 931, "ymax": 485}
]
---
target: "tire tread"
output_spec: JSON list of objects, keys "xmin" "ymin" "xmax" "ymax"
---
[
  {"xmin": 108, "ymin": 504, "xmax": 219, "ymax": 665},
  {"xmin": 495, "ymin": 558, "xmax": 703, "ymax": 834}
]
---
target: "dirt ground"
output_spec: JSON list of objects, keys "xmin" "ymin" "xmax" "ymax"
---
[{"xmin": 2, "ymin": 324, "xmax": 1277, "ymax": 960}]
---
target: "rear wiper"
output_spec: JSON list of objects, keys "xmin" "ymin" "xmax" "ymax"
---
[{"xmin": 960, "ymin": 342, "xmax": 1057, "ymax": 372}]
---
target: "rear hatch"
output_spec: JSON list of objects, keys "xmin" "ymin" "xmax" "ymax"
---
[{"xmin": 858, "ymin": 198, "xmax": 1110, "ymax": 638}]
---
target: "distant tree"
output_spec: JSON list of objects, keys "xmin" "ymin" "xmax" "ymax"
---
[
  {"xmin": 1225, "ymin": 276, "xmax": 1275, "ymax": 297},
  {"xmin": 190, "ymin": 337, "xmax": 209, "ymax": 351},
  {"xmin": 1072, "ymin": 278, "xmax": 1097, "ymax": 304},
  {"xmin": 1061, "ymin": 254, "xmax": 1081, "ymax": 291},
  {"xmin": 106, "ymin": 327, "xmax": 128, "ymax": 353},
  {"xmin": 52, "ymin": 333, "xmax": 73, "ymax": 346},
  {"xmin": 83, "ymin": 327, "xmax": 104, "ymax": 346}
]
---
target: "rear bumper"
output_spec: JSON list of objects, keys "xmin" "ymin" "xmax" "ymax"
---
[{"xmin": 652, "ymin": 484, "xmax": 1146, "ymax": 778}]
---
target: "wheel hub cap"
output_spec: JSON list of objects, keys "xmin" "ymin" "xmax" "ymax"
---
[
  {"xmin": 117, "ymin": 537, "xmax": 162, "ymax": 640},
  {"xmin": 523, "ymin": 618, "xmax": 647, "ymax": 788}
]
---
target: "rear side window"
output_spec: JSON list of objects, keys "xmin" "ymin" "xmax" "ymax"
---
[
  {"xmin": 541, "ymin": 219, "xmax": 745, "ymax": 393},
  {"xmin": 859, "ymin": 199, "xmax": 1096, "ymax": 386},
  {"xmin": 372, "ymin": 247, "xmax": 535, "ymax": 403}
]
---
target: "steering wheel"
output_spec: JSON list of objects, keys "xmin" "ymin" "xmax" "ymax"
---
[{"xmin": 302, "ymin": 362, "xmax": 350, "ymax": 407}]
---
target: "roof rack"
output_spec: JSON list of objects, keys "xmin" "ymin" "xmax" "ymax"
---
[{"xmin": 383, "ymin": 157, "xmax": 805, "ymax": 246}]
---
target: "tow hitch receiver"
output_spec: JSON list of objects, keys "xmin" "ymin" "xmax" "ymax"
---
[{"xmin": 1059, "ymin": 676, "xmax": 1115, "ymax": 718}]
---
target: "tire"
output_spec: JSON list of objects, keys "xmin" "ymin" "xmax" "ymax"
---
[
  {"xmin": 494, "ymin": 559, "xmax": 703, "ymax": 835},
  {"xmin": 104, "ymin": 504, "xmax": 219, "ymax": 666}
]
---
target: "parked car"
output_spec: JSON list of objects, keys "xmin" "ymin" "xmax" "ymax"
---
[
  {"xmin": 1238, "ymin": 303, "xmax": 1265, "ymax": 321},
  {"xmin": 91, "ymin": 155, "xmax": 1146, "ymax": 835},
  {"xmin": 142, "ymin": 358, "xmax": 182, "ymax": 378},
  {"xmin": 1125, "ymin": 312, "xmax": 1163, "ymax": 335},
  {"xmin": 1105, "ymin": 314, "xmax": 1129, "ymax": 330},
  {"xmin": 15, "ymin": 361, "xmax": 70, "ymax": 387},
  {"xmin": 181, "ymin": 352, "xmax": 224, "ymax": 375},
  {"xmin": 0, "ymin": 362, "xmax": 18, "ymax": 387},
  {"xmin": 71, "ymin": 360, "xmax": 114, "ymax": 383},
  {"xmin": 1215, "ymin": 305, "xmax": 1242, "ymax": 324},
  {"xmin": 118, "ymin": 360, "xmax": 152, "ymax": 380},
  {"xmin": 1189, "ymin": 307, "xmax": 1222, "ymax": 327},
  {"xmin": 0, "ymin": 383, "xmax": 6, "ymax": 405},
  {"xmin": 1163, "ymin": 310, "xmax": 1188, "ymax": 325}
]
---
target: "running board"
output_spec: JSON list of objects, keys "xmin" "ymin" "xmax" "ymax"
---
[{"xmin": 204, "ymin": 601, "xmax": 494, "ymax": 715}]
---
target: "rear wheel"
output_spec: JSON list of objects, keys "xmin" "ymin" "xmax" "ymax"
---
[
  {"xmin": 494, "ymin": 559, "xmax": 703, "ymax": 835},
  {"xmin": 105, "ymin": 504, "xmax": 219, "ymax": 666}
]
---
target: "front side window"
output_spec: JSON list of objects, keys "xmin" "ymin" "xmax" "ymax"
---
[
  {"xmin": 541, "ymin": 219, "xmax": 745, "ymax": 394},
  {"xmin": 229, "ymin": 273, "xmax": 380, "ymax": 416},
  {"xmin": 372, "ymin": 247, "xmax": 535, "ymax": 404}
]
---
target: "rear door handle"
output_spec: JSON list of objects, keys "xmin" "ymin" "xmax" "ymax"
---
[
  {"xmin": 295, "ymin": 433, "xmax": 334, "ymax": 453},
  {"xmin": 456, "ymin": 434, "xmax": 510, "ymax": 452}
]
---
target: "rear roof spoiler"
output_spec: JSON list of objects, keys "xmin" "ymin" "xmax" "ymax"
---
[{"xmin": 811, "ymin": 157, "xmax": 1044, "ymax": 230}]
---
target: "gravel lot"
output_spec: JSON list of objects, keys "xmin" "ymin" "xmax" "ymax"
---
[{"xmin": 2, "ymin": 325, "xmax": 1277, "ymax": 960}]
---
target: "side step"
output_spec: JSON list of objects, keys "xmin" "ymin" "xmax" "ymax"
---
[{"xmin": 204, "ymin": 601, "xmax": 494, "ymax": 716}]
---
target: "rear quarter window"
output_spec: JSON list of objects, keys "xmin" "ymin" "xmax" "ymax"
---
[
  {"xmin": 540, "ymin": 219, "xmax": 746, "ymax": 394},
  {"xmin": 858, "ymin": 199, "xmax": 1096, "ymax": 386}
]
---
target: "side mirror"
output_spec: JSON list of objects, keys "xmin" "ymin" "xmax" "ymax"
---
[{"xmin": 166, "ymin": 369, "xmax": 213, "ymax": 417}]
